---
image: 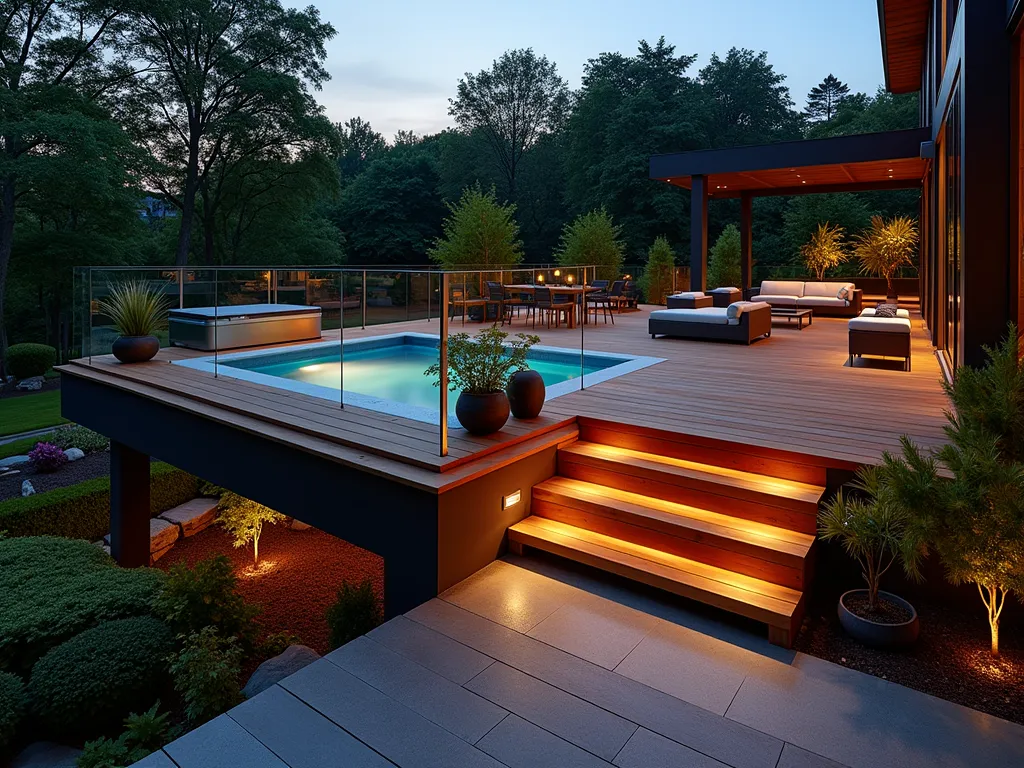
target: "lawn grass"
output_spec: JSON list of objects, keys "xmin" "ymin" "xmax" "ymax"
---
[
  {"xmin": 0, "ymin": 390, "xmax": 67, "ymax": 437},
  {"xmin": 0, "ymin": 434, "xmax": 52, "ymax": 460}
]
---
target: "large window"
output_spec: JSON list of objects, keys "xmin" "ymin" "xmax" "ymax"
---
[{"xmin": 942, "ymin": 91, "xmax": 962, "ymax": 368}]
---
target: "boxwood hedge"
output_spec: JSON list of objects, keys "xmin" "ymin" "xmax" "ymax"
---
[
  {"xmin": 28, "ymin": 616, "xmax": 174, "ymax": 741},
  {"xmin": 0, "ymin": 462, "xmax": 199, "ymax": 541},
  {"xmin": 6, "ymin": 343, "xmax": 56, "ymax": 380},
  {"xmin": 0, "ymin": 671, "xmax": 25, "ymax": 755},
  {"xmin": 0, "ymin": 537, "xmax": 165, "ymax": 675}
]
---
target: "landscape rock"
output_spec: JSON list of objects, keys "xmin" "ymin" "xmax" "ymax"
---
[
  {"xmin": 149, "ymin": 517, "xmax": 179, "ymax": 554},
  {"xmin": 242, "ymin": 645, "xmax": 321, "ymax": 699},
  {"xmin": 0, "ymin": 468, "xmax": 21, "ymax": 478},
  {"xmin": 11, "ymin": 741, "xmax": 84, "ymax": 768},
  {"xmin": 158, "ymin": 498, "xmax": 219, "ymax": 537},
  {"xmin": 0, "ymin": 454, "xmax": 31, "ymax": 468},
  {"xmin": 62, "ymin": 448, "xmax": 85, "ymax": 462},
  {"xmin": 21, "ymin": 480, "xmax": 35, "ymax": 497},
  {"xmin": 15, "ymin": 376, "xmax": 44, "ymax": 391}
]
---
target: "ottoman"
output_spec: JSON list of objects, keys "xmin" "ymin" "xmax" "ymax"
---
[
  {"xmin": 709, "ymin": 287, "xmax": 741, "ymax": 308},
  {"xmin": 848, "ymin": 314, "xmax": 912, "ymax": 371},
  {"xmin": 667, "ymin": 291, "xmax": 713, "ymax": 309}
]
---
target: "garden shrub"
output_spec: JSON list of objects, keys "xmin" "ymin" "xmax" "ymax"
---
[
  {"xmin": 0, "ymin": 537, "xmax": 165, "ymax": 675},
  {"xmin": 169, "ymin": 628, "xmax": 243, "ymax": 725},
  {"xmin": 6, "ymin": 343, "xmax": 56, "ymax": 380},
  {"xmin": 154, "ymin": 556, "xmax": 259, "ymax": 645},
  {"xmin": 28, "ymin": 616, "xmax": 174, "ymax": 742},
  {"xmin": 327, "ymin": 578, "xmax": 383, "ymax": 649},
  {"xmin": 0, "ymin": 462, "xmax": 199, "ymax": 541},
  {"xmin": 50, "ymin": 424, "xmax": 109, "ymax": 454},
  {"xmin": 0, "ymin": 671, "xmax": 26, "ymax": 755},
  {"xmin": 79, "ymin": 702, "xmax": 175, "ymax": 768},
  {"xmin": 28, "ymin": 441, "xmax": 67, "ymax": 472}
]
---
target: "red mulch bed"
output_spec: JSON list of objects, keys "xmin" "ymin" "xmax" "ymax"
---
[{"xmin": 154, "ymin": 522, "xmax": 384, "ymax": 657}]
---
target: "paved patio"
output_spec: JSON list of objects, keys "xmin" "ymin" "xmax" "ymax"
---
[{"xmin": 138, "ymin": 556, "xmax": 1024, "ymax": 768}]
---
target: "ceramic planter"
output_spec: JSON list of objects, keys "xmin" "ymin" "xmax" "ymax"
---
[
  {"xmin": 838, "ymin": 589, "xmax": 920, "ymax": 648},
  {"xmin": 112, "ymin": 335, "xmax": 160, "ymax": 363},
  {"xmin": 506, "ymin": 370, "xmax": 546, "ymax": 419},
  {"xmin": 455, "ymin": 391, "xmax": 510, "ymax": 435}
]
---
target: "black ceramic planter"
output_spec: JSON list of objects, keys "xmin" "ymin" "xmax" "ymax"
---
[
  {"xmin": 507, "ymin": 370, "xmax": 546, "ymax": 419},
  {"xmin": 838, "ymin": 589, "xmax": 920, "ymax": 648},
  {"xmin": 455, "ymin": 391, "xmax": 510, "ymax": 435},
  {"xmin": 112, "ymin": 335, "xmax": 160, "ymax": 363}
]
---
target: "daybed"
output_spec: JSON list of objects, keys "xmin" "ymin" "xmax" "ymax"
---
[
  {"xmin": 747, "ymin": 280, "xmax": 862, "ymax": 317},
  {"xmin": 848, "ymin": 307, "xmax": 912, "ymax": 371},
  {"xmin": 666, "ymin": 291, "xmax": 712, "ymax": 309},
  {"xmin": 649, "ymin": 301, "xmax": 772, "ymax": 345}
]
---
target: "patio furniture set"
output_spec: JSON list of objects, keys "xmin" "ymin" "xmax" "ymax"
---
[
  {"xmin": 450, "ymin": 279, "xmax": 638, "ymax": 329},
  {"xmin": 650, "ymin": 280, "xmax": 913, "ymax": 370}
]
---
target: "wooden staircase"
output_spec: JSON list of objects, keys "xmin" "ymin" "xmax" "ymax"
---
[{"xmin": 508, "ymin": 433, "xmax": 825, "ymax": 648}]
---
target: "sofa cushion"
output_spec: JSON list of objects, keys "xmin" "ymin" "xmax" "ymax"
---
[
  {"xmin": 796, "ymin": 296, "xmax": 848, "ymax": 308},
  {"xmin": 848, "ymin": 316, "xmax": 912, "ymax": 334},
  {"xmin": 727, "ymin": 301, "xmax": 770, "ymax": 319},
  {"xmin": 803, "ymin": 281, "xmax": 854, "ymax": 298},
  {"xmin": 649, "ymin": 308, "xmax": 730, "ymax": 325},
  {"xmin": 708, "ymin": 287, "xmax": 739, "ymax": 293},
  {"xmin": 861, "ymin": 307, "xmax": 910, "ymax": 319},
  {"xmin": 752, "ymin": 294, "xmax": 799, "ymax": 307},
  {"xmin": 671, "ymin": 291, "xmax": 705, "ymax": 299},
  {"xmin": 760, "ymin": 280, "xmax": 805, "ymax": 297}
]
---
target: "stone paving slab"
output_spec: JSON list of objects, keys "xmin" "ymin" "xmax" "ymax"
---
[
  {"xmin": 613, "ymin": 728, "xmax": 730, "ymax": 768},
  {"xmin": 229, "ymin": 684, "xmax": 394, "ymax": 767},
  {"xmin": 777, "ymin": 743, "xmax": 850, "ymax": 768},
  {"xmin": 279, "ymin": 658, "xmax": 506, "ymax": 768},
  {"xmin": 162, "ymin": 714, "xmax": 287, "ymax": 768},
  {"xmin": 368, "ymin": 615, "xmax": 494, "ymax": 685},
  {"xmin": 128, "ymin": 750, "xmax": 177, "ymax": 768},
  {"xmin": 465, "ymin": 661, "xmax": 638, "ymax": 761},
  {"xmin": 408, "ymin": 598, "xmax": 784, "ymax": 768},
  {"xmin": 476, "ymin": 714, "xmax": 614, "ymax": 768},
  {"xmin": 327, "ymin": 636, "xmax": 506, "ymax": 744}
]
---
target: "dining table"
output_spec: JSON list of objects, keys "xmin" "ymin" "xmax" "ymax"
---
[{"xmin": 502, "ymin": 284, "xmax": 601, "ymax": 328}]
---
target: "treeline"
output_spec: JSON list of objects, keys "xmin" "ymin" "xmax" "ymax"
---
[{"xmin": 1, "ymin": 1, "xmax": 919, "ymax": 355}]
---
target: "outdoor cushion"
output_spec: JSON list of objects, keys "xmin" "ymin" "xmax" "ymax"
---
[
  {"xmin": 751, "ymin": 294, "xmax": 799, "ymax": 307},
  {"xmin": 802, "ymin": 281, "xmax": 854, "ymax": 298},
  {"xmin": 709, "ymin": 286, "xmax": 739, "ymax": 293},
  {"xmin": 760, "ymin": 280, "xmax": 805, "ymax": 297},
  {"xmin": 671, "ymin": 291, "xmax": 706, "ymax": 299},
  {"xmin": 649, "ymin": 308, "xmax": 730, "ymax": 325},
  {"xmin": 848, "ymin": 316, "xmax": 912, "ymax": 334},
  {"xmin": 727, "ymin": 301, "xmax": 770, "ymax": 319},
  {"xmin": 861, "ymin": 307, "xmax": 911, "ymax": 319},
  {"xmin": 796, "ymin": 297, "xmax": 848, "ymax": 308}
]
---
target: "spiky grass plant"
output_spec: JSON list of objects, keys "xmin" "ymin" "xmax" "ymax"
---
[
  {"xmin": 800, "ymin": 222, "xmax": 848, "ymax": 281},
  {"xmin": 854, "ymin": 216, "xmax": 918, "ymax": 295},
  {"xmin": 97, "ymin": 280, "xmax": 170, "ymax": 338}
]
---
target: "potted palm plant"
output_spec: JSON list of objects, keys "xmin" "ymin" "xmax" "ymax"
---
[
  {"xmin": 800, "ymin": 222, "xmax": 848, "ymax": 281},
  {"xmin": 854, "ymin": 215, "xmax": 918, "ymax": 300},
  {"xmin": 426, "ymin": 326, "xmax": 539, "ymax": 435},
  {"xmin": 818, "ymin": 465, "xmax": 923, "ymax": 648},
  {"xmin": 97, "ymin": 280, "xmax": 170, "ymax": 363}
]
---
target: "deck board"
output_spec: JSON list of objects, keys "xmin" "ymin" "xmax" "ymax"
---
[{"xmin": 62, "ymin": 304, "xmax": 949, "ymax": 478}]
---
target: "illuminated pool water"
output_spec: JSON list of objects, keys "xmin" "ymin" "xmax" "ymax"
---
[{"xmin": 173, "ymin": 333, "xmax": 662, "ymax": 426}]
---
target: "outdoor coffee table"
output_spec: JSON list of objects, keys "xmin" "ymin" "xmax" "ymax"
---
[{"xmin": 771, "ymin": 308, "xmax": 813, "ymax": 329}]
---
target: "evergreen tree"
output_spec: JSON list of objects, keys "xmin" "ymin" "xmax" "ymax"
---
[
  {"xmin": 640, "ymin": 237, "xmax": 676, "ymax": 305},
  {"xmin": 707, "ymin": 225, "xmax": 742, "ymax": 289},
  {"xmin": 429, "ymin": 185, "xmax": 523, "ymax": 269},
  {"xmin": 805, "ymin": 74, "xmax": 851, "ymax": 122},
  {"xmin": 554, "ymin": 209, "xmax": 625, "ymax": 282}
]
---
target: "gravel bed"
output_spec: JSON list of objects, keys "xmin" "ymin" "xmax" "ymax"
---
[
  {"xmin": 0, "ymin": 452, "xmax": 112, "ymax": 501},
  {"xmin": 797, "ymin": 582, "xmax": 1024, "ymax": 725}
]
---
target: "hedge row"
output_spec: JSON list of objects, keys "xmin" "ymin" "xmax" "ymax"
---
[{"xmin": 0, "ymin": 462, "xmax": 200, "ymax": 541}]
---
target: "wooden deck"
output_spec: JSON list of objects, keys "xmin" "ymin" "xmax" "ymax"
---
[{"xmin": 62, "ymin": 304, "xmax": 948, "ymax": 488}]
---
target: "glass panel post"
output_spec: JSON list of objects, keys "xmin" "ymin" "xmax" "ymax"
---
[
  {"xmin": 440, "ymin": 272, "xmax": 449, "ymax": 457},
  {"xmin": 87, "ymin": 267, "xmax": 93, "ymax": 364},
  {"xmin": 361, "ymin": 270, "xmax": 367, "ymax": 329},
  {"xmin": 213, "ymin": 270, "xmax": 219, "ymax": 378},
  {"xmin": 339, "ymin": 270, "xmax": 344, "ymax": 409},
  {"xmin": 579, "ymin": 266, "xmax": 585, "ymax": 390}
]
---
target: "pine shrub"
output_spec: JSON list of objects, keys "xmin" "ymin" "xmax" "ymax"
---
[
  {"xmin": 154, "ymin": 556, "xmax": 259, "ymax": 645},
  {"xmin": 0, "ymin": 672, "xmax": 26, "ymax": 755},
  {"xmin": 327, "ymin": 578, "xmax": 383, "ymax": 649}
]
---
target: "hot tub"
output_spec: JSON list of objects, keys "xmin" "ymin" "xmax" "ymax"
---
[{"xmin": 168, "ymin": 304, "xmax": 322, "ymax": 351}]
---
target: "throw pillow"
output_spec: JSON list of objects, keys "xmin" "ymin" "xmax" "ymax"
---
[
  {"xmin": 837, "ymin": 283, "xmax": 854, "ymax": 300},
  {"xmin": 875, "ymin": 303, "xmax": 898, "ymax": 318}
]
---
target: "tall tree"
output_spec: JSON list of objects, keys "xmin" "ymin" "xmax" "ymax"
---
[
  {"xmin": 449, "ymin": 48, "xmax": 569, "ymax": 200},
  {"xmin": 118, "ymin": 0, "xmax": 335, "ymax": 266},
  {"xmin": 336, "ymin": 116, "xmax": 386, "ymax": 182},
  {"xmin": 0, "ymin": 0, "xmax": 127, "ymax": 370},
  {"xmin": 805, "ymin": 74, "xmax": 850, "ymax": 122},
  {"xmin": 429, "ymin": 185, "xmax": 522, "ymax": 269}
]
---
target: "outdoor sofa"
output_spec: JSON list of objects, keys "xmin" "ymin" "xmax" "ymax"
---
[
  {"xmin": 649, "ymin": 301, "xmax": 772, "ymax": 345},
  {"xmin": 848, "ymin": 307, "xmax": 912, "ymax": 371},
  {"xmin": 747, "ymin": 280, "xmax": 863, "ymax": 317}
]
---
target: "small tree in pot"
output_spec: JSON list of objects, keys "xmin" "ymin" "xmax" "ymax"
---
[
  {"xmin": 854, "ymin": 215, "xmax": 917, "ymax": 299},
  {"xmin": 96, "ymin": 280, "xmax": 170, "ymax": 363},
  {"xmin": 819, "ymin": 465, "xmax": 923, "ymax": 647},
  {"xmin": 800, "ymin": 222, "xmax": 847, "ymax": 281},
  {"xmin": 426, "ymin": 325, "xmax": 539, "ymax": 435}
]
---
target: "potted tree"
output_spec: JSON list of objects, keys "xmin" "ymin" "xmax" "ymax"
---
[
  {"xmin": 97, "ymin": 280, "xmax": 170, "ymax": 363},
  {"xmin": 426, "ymin": 326, "xmax": 539, "ymax": 435},
  {"xmin": 881, "ymin": 327, "xmax": 1024, "ymax": 657},
  {"xmin": 818, "ymin": 465, "xmax": 923, "ymax": 647},
  {"xmin": 854, "ymin": 215, "xmax": 918, "ymax": 300},
  {"xmin": 800, "ymin": 222, "xmax": 848, "ymax": 281}
]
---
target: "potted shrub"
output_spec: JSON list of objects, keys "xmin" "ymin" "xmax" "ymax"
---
[
  {"xmin": 96, "ymin": 280, "xmax": 170, "ymax": 363},
  {"xmin": 818, "ymin": 465, "xmax": 922, "ymax": 648},
  {"xmin": 426, "ymin": 325, "xmax": 539, "ymax": 435},
  {"xmin": 800, "ymin": 222, "xmax": 848, "ymax": 281},
  {"xmin": 854, "ymin": 215, "xmax": 918, "ymax": 300}
]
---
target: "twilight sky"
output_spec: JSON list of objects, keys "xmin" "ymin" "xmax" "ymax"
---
[{"xmin": 301, "ymin": 0, "xmax": 886, "ymax": 138}]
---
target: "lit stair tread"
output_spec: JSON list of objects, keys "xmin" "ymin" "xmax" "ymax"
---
[
  {"xmin": 561, "ymin": 442, "xmax": 825, "ymax": 505},
  {"xmin": 508, "ymin": 516, "xmax": 803, "ymax": 625},
  {"xmin": 535, "ymin": 476, "xmax": 815, "ymax": 559}
]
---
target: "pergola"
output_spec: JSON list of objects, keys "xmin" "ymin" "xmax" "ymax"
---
[{"xmin": 649, "ymin": 127, "xmax": 932, "ymax": 291}]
